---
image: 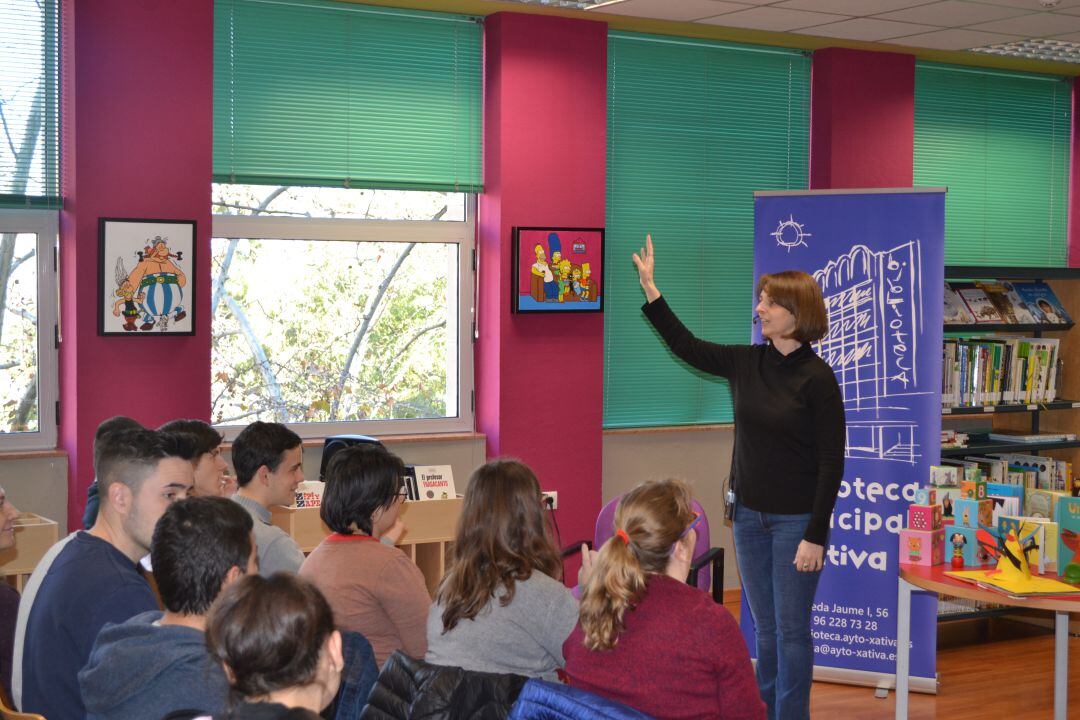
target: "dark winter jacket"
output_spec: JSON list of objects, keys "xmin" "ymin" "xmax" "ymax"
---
[{"xmin": 360, "ymin": 651, "xmax": 528, "ymax": 720}]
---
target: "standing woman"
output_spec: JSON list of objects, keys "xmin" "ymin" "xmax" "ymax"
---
[{"xmin": 633, "ymin": 235, "xmax": 844, "ymax": 720}]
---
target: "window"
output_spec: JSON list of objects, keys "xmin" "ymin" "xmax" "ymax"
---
[
  {"xmin": 0, "ymin": 210, "xmax": 58, "ymax": 449},
  {"xmin": 603, "ymin": 32, "xmax": 811, "ymax": 428},
  {"xmin": 0, "ymin": 0, "xmax": 59, "ymax": 449},
  {"xmin": 914, "ymin": 63, "xmax": 1071, "ymax": 267},
  {"xmin": 211, "ymin": 185, "xmax": 474, "ymax": 437}
]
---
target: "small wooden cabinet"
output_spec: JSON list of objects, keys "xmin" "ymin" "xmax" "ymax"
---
[
  {"xmin": 271, "ymin": 496, "xmax": 463, "ymax": 596},
  {"xmin": 0, "ymin": 513, "xmax": 59, "ymax": 591}
]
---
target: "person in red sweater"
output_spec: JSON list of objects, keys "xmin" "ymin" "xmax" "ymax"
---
[{"xmin": 562, "ymin": 479, "xmax": 765, "ymax": 720}]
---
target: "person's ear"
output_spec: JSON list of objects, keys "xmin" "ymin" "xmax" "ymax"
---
[
  {"xmin": 107, "ymin": 481, "xmax": 134, "ymax": 517},
  {"xmin": 255, "ymin": 464, "xmax": 271, "ymax": 488},
  {"xmin": 674, "ymin": 532, "xmax": 694, "ymax": 564},
  {"xmin": 221, "ymin": 564, "xmax": 244, "ymax": 592},
  {"xmin": 327, "ymin": 629, "xmax": 344, "ymax": 674}
]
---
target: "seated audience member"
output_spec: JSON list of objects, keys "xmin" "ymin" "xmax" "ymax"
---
[
  {"xmin": 82, "ymin": 415, "xmax": 144, "ymax": 529},
  {"xmin": 426, "ymin": 459, "xmax": 577, "ymax": 681},
  {"xmin": 205, "ymin": 573, "xmax": 343, "ymax": 719},
  {"xmin": 230, "ymin": 421, "xmax": 307, "ymax": 576},
  {"xmin": 562, "ymin": 479, "xmax": 765, "ymax": 720},
  {"xmin": 79, "ymin": 496, "xmax": 256, "ymax": 719},
  {"xmin": 18, "ymin": 428, "xmax": 195, "ymax": 718},
  {"xmin": 159, "ymin": 418, "xmax": 238, "ymax": 497},
  {"xmin": 0, "ymin": 486, "xmax": 21, "ymax": 701},
  {"xmin": 300, "ymin": 446, "xmax": 429, "ymax": 668}
]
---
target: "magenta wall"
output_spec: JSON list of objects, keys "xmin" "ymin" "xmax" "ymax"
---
[
  {"xmin": 810, "ymin": 48, "xmax": 915, "ymax": 189},
  {"xmin": 59, "ymin": 0, "xmax": 213, "ymax": 529},
  {"xmin": 478, "ymin": 13, "xmax": 607, "ymax": 566}
]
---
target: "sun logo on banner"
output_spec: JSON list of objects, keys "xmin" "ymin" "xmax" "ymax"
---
[{"xmin": 772, "ymin": 215, "xmax": 811, "ymax": 252}]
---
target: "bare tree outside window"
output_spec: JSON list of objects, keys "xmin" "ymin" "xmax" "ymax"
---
[{"xmin": 211, "ymin": 184, "xmax": 467, "ymax": 429}]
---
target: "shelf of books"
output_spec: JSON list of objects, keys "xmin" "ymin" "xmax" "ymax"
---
[
  {"xmin": 940, "ymin": 438, "xmax": 1080, "ymax": 458},
  {"xmin": 943, "ymin": 400, "xmax": 1080, "ymax": 416},
  {"xmin": 938, "ymin": 267, "xmax": 1080, "ymax": 623}
]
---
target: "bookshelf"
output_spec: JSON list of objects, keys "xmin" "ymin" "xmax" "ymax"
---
[
  {"xmin": 943, "ymin": 266, "xmax": 1080, "ymax": 456},
  {"xmin": 939, "ymin": 266, "xmax": 1080, "ymax": 622}
]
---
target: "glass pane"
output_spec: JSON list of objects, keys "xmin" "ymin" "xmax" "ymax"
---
[
  {"xmin": 211, "ymin": 183, "xmax": 466, "ymax": 221},
  {"xmin": 0, "ymin": 232, "xmax": 39, "ymax": 433},
  {"xmin": 211, "ymin": 237, "xmax": 458, "ymax": 425}
]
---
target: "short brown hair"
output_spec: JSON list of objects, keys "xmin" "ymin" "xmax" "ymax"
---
[{"xmin": 757, "ymin": 271, "xmax": 828, "ymax": 343}]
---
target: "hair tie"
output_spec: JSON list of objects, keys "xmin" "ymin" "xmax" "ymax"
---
[{"xmin": 615, "ymin": 529, "xmax": 630, "ymax": 545}]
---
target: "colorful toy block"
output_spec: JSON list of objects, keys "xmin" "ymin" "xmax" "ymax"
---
[
  {"xmin": 945, "ymin": 524, "xmax": 995, "ymax": 568},
  {"xmin": 954, "ymin": 498, "xmax": 992, "ymax": 529},
  {"xmin": 960, "ymin": 479, "xmax": 987, "ymax": 500},
  {"xmin": 899, "ymin": 528, "xmax": 945, "ymax": 566},
  {"xmin": 914, "ymin": 486, "xmax": 937, "ymax": 505},
  {"xmin": 907, "ymin": 503, "xmax": 943, "ymax": 531}
]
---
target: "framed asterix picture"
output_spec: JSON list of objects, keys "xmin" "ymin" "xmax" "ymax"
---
[
  {"xmin": 511, "ymin": 226, "xmax": 604, "ymax": 314},
  {"xmin": 98, "ymin": 218, "xmax": 196, "ymax": 336}
]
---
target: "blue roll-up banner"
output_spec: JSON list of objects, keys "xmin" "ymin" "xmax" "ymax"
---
[{"xmin": 745, "ymin": 189, "xmax": 944, "ymax": 688}]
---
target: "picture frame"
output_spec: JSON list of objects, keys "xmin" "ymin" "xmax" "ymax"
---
[
  {"xmin": 98, "ymin": 218, "xmax": 196, "ymax": 336},
  {"xmin": 511, "ymin": 226, "xmax": 604, "ymax": 314}
]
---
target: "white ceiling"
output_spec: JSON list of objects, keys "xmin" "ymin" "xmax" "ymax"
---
[{"xmin": 553, "ymin": 0, "xmax": 1080, "ymax": 52}]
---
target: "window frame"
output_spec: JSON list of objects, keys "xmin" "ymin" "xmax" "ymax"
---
[
  {"xmin": 210, "ymin": 195, "xmax": 476, "ymax": 440},
  {"xmin": 0, "ymin": 208, "xmax": 58, "ymax": 451}
]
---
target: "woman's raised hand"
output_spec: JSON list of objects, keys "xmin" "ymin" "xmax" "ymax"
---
[{"xmin": 632, "ymin": 234, "xmax": 661, "ymax": 303}]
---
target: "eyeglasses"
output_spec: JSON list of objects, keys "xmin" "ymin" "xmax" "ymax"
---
[{"xmin": 679, "ymin": 512, "xmax": 703, "ymax": 540}]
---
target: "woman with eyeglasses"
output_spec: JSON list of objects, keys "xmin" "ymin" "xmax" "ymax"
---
[
  {"xmin": 426, "ymin": 459, "xmax": 578, "ymax": 681},
  {"xmin": 563, "ymin": 479, "xmax": 764, "ymax": 720},
  {"xmin": 298, "ymin": 445, "xmax": 429, "ymax": 668}
]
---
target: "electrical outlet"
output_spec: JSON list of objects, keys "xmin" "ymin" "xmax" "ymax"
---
[{"xmin": 542, "ymin": 491, "xmax": 558, "ymax": 510}]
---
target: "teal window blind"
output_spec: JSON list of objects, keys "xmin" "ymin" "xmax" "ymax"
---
[
  {"xmin": 604, "ymin": 32, "xmax": 810, "ymax": 428},
  {"xmin": 914, "ymin": 62, "xmax": 1071, "ymax": 267},
  {"xmin": 214, "ymin": 0, "xmax": 482, "ymax": 192},
  {"xmin": 0, "ymin": 0, "xmax": 60, "ymax": 208}
]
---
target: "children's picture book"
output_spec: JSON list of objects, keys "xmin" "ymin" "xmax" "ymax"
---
[
  {"xmin": 1056, "ymin": 495, "xmax": 1080, "ymax": 577},
  {"xmin": 953, "ymin": 284, "xmax": 1003, "ymax": 324},
  {"xmin": 1001, "ymin": 282, "xmax": 1040, "ymax": 323},
  {"xmin": 943, "ymin": 283, "xmax": 975, "ymax": 324},
  {"xmin": 947, "ymin": 523, "xmax": 1080, "ymax": 597},
  {"xmin": 976, "ymin": 281, "xmax": 1030, "ymax": 324},
  {"xmin": 413, "ymin": 465, "xmax": 456, "ymax": 500},
  {"xmin": 1011, "ymin": 282, "xmax": 1072, "ymax": 325}
]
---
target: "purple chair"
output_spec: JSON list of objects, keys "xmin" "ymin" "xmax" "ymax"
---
[{"xmin": 594, "ymin": 495, "xmax": 724, "ymax": 602}]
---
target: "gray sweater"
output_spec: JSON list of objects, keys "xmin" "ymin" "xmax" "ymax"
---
[
  {"xmin": 231, "ymin": 493, "xmax": 306, "ymax": 577},
  {"xmin": 425, "ymin": 571, "xmax": 577, "ymax": 681}
]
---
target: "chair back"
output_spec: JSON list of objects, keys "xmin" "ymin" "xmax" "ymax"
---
[
  {"xmin": 0, "ymin": 698, "xmax": 45, "ymax": 720},
  {"xmin": 594, "ymin": 494, "xmax": 712, "ymax": 590}
]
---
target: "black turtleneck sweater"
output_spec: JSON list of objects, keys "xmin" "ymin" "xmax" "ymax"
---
[{"xmin": 643, "ymin": 296, "xmax": 845, "ymax": 545}]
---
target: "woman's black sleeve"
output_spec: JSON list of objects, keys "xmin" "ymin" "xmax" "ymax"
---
[
  {"xmin": 641, "ymin": 296, "xmax": 741, "ymax": 380},
  {"xmin": 804, "ymin": 373, "xmax": 846, "ymax": 545}
]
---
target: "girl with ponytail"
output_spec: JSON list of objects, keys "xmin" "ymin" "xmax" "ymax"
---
[{"xmin": 563, "ymin": 480, "xmax": 764, "ymax": 720}]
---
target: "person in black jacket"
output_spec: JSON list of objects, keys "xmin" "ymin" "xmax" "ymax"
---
[{"xmin": 633, "ymin": 235, "xmax": 845, "ymax": 720}]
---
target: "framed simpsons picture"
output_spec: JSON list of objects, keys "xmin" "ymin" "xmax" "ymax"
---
[
  {"xmin": 511, "ymin": 227, "xmax": 604, "ymax": 314},
  {"xmin": 98, "ymin": 218, "xmax": 196, "ymax": 335}
]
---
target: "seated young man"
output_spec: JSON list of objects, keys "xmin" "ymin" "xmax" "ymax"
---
[
  {"xmin": 18, "ymin": 428, "xmax": 195, "ymax": 718},
  {"xmin": 79, "ymin": 496, "xmax": 256, "ymax": 719},
  {"xmin": 230, "ymin": 421, "xmax": 307, "ymax": 576}
]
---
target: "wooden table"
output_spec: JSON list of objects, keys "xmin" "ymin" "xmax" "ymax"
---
[{"xmin": 896, "ymin": 563, "xmax": 1080, "ymax": 720}]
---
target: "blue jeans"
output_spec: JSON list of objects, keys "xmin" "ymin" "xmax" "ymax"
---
[{"xmin": 733, "ymin": 504, "xmax": 822, "ymax": 720}]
